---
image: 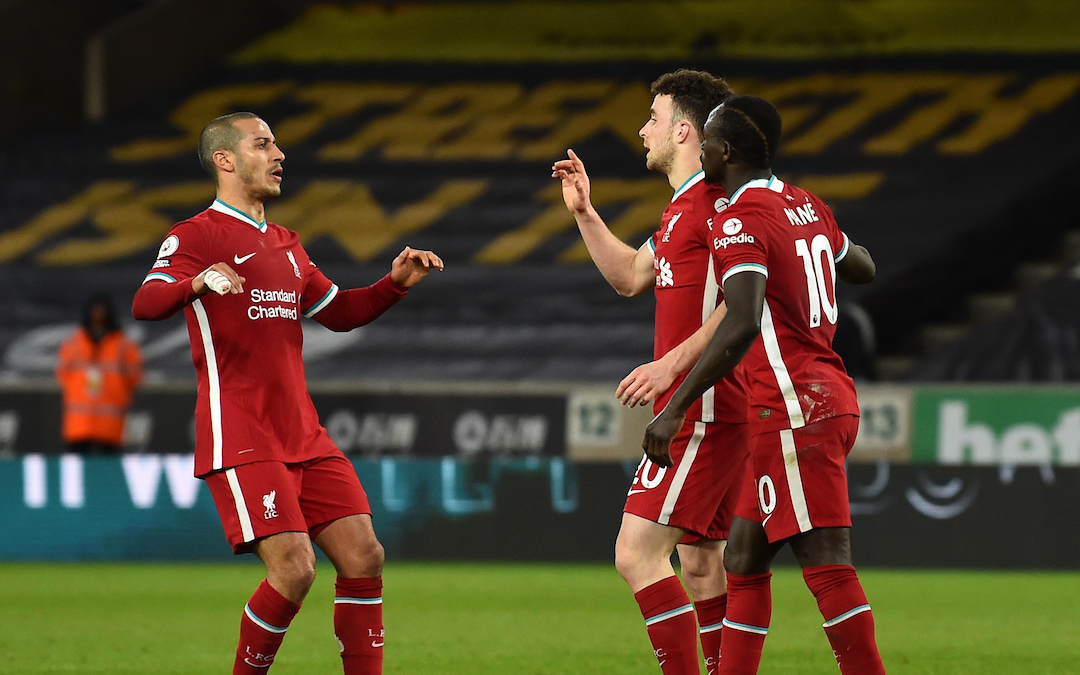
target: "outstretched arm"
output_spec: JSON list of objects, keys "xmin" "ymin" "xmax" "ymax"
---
[
  {"xmin": 313, "ymin": 247, "xmax": 443, "ymax": 332},
  {"xmin": 616, "ymin": 301, "xmax": 728, "ymax": 407},
  {"xmin": 552, "ymin": 149, "xmax": 654, "ymax": 297},
  {"xmin": 642, "ymin": 272, "xmax": 766, "ymax": 467}
]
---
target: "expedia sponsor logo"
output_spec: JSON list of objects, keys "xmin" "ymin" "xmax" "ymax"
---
[
  {"xmin": 152, "ymin": 259, "xmax": 171, "ymax": 268},
  {"xmin": 713, "ymin": 232, "xmax": 756, "ymax": 249},
  {"xmin": 721, "ymin": 218, "xmax": 743, "ymax": 235},
  {"xmin": 248, "ymin": 288, "xmax": 299, "ymax": 321}
]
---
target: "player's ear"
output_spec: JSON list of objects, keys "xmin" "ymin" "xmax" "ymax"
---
[
  {"xmin": 721, "ymin": 140, "xmax": 736, "ymax": 163},
  {"xmin": 214, "ymin": 149, "xmax": 235, "ymax": 174},
  {"xmin": 675, "ymin": 119, "xmax": 693, "ymax": 144}
]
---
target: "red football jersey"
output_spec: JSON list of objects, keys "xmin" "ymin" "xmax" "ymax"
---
[
  {"xmin": 708, "ymin": 176, "xmax": 858, "ymax": 432},
  {"xmin": 137, "ymin": 201, "xmax": 343, "ymax": 476},
  {"xmin": 650, "ymin": 172, "xmax": 747, "ymax": 423}
]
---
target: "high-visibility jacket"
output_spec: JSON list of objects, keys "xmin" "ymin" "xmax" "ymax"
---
[{"xmin": 55, "ymin": 328, "xmax": 143, "ymax": 446}]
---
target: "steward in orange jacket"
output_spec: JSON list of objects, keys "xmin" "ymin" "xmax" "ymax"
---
[{"xmin": 56, "ymin": 294, "xmax": 143, "ymax": 451}]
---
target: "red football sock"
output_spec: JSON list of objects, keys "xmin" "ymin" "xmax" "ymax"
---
[
  {"xmin": 234, "ymin": 579, "xmax": 301, "ymax": 674},
  {"xmin": 634, "ymin": 576, "xmax": 701, "ymax": 674},
  {"xmin": 802, "ymin": 565, "xmax": 886, "ymax": 675},
  {"xmin": 334, "ymin": 576, "xmax": 385, "ymax": 675},
  {"xmin": 717, "ymin": 572, "xmax": 771, "ymax": 675},
  {"xmin": 694, "ymin": 593, "xmax": 727, "ymax": 675}
]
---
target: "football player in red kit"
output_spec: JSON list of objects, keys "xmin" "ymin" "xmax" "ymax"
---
[
  {"xmin": 644, "ymin": 96, "xmax": 885, "ymax": 675},
  {"xmin": 133, "ymin": 112, "xmax": 442, "ymax": 675},
  {"xmin": 554, "ymin": 69, "xmax": 749, "ymax": 675}
]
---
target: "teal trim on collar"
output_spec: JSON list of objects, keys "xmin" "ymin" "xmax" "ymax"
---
[
  {"xmin": 213, "ymin": 199, "xmax": 267, "ymax": 232},
  {"xmin": 671, "ymin": 171, "xmax": 704, "ymax": 202},
  {"xmin": 729, "ymin": 175, "xmax": 781, "ymax": 205}
]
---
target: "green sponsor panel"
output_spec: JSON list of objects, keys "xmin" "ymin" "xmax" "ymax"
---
[{"xmin": 912, "ymin": 387, "xmax": 1080, "ymax": 464}]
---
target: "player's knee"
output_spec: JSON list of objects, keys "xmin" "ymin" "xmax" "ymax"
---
[
  {"xmin": 679, "ymin": 557, "xmax": 710, "ymax": 585},
  {"xmin": 363, "ymin": 540, "xmax": 385, "ymax": 577},
  {"xmin": 268, "ymin": 548, "xmax": 317, "ymax": 599},
  {"xmin": 613, "ymin": 538, "xmax": 644, "ymax": 582},
  {"xmin": 287, "ymin": 552, "xmax": 318, "ymax": 592},
  {"xmin": 723, "ymin": 544, "xmax": 757, "ymax": 576}
]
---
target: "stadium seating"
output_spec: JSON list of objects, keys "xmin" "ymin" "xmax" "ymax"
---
[{"xmin": 3, "ymin": 8, "xmax": 1080, "ymax": 384}]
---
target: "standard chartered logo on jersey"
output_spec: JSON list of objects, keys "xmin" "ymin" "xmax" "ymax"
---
[
  {"xmin": 913, "ymin": 389, "xmax": 1080, "ymax": 465},
  {"xmin": 248, "ymin": 288, "xmax": 298, "ymax": 321}
]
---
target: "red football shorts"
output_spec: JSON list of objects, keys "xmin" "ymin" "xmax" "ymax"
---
[
  {"xmin": 625, "ymin": 418, "xmax": 749, "ymax": 542},
  {"xmin": 735, "ymin": 414, "xmax": 859, "ymax": 543},
  {"xmin": 204, "ymin": 451, "xmax": 371, "ymax": 554}
]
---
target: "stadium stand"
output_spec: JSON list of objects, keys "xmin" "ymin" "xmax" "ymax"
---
[{"xmin": 3, "ymin": 2, "xmax": 1080, "ymax": 384}]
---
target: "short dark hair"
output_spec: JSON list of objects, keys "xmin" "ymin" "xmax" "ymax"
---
[
  {"xmin": 197, "ymin": 112, "xmax": 260, "ymax": 179},
  {"xmin": 80, "ymin": 293, "xmax": 119, "ymax": 334},
  {"xmin": 650, "ymin": 69, "xmax": 734, "ymax": 137},
  {"xmin": 713, "ymin": 95, "xmax": 782, "ymax": 170}
]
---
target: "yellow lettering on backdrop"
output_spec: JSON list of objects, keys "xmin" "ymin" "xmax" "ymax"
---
[
  {"xmin": 106, "ymin": 73, "xmax": 1080, "ymax": 164},
  {"xmin": 320, "ymin": 84, "xmax": 523, "ymax": 161},
  {"xmin": 475, "ymin": 179, "xmax": 670, "ymax": 264},
  {"xmin": 273, "ymin": 83, "xmax": 417, "ymax": 146},
  {"xmin": 759, "ymin": 74, "xmax": 955, "ymax": 155},
  {"xmin": 39, "ymin": 183, "xmax": 214, "ymax": 265},
  {"xmin": 110, "ymin": 82, "xmax": 293, "ymax": 162},
  {"xmin": 433, "ymin": 81, "xmax": 617, "ymax": 160},
  {"xmin": 0, "ymin": 182, "xmax": 135, "ymax": 262},
  {"xmin": 866, "ymin": 73, "xmax": 1080, "ymax": 155},
  {"xmin": 272, "ymin": 179, "xmax": 487, "ymax": 260},
  {"xmin": 518, "ymin": 83, "xmax": 653, "ymax": 160}
]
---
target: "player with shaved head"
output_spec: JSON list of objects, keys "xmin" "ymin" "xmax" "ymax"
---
[{"xmin": 134, "ymin": 112, "xmax": 443, "ymax": 675}]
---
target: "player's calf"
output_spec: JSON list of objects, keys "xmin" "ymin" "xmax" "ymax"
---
[
  {"xmin": 803, "ymin": 565, "xmax": 886, "ymax": 675},
  {"xmin": 334, "ymin": 576, "xmax": 385, "ymax": 675}
]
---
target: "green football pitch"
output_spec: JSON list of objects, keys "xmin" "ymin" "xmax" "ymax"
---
[{"xmin": 1, "ymin": 562, "xmax": 1077, "ymax": 674}]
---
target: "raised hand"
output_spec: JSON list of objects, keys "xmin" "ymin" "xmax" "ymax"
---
[
  {"xmin": 551, "ymin": 148, "xmax": 593, "ymax": 215},
  {"xmin": 390, "ymin": 246, "xmax": 444, "ymax": 288}
]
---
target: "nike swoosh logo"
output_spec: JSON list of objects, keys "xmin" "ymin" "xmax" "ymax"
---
[
  {"xmin": 244, "ymin": 659, "xmax": 271, "ymax": 668},
  {"xmin": 234, "ymin": 252, "xmax": 256, "ymax": 264},
  {"xmin": 627, "ymin": 489, "xmax": 648, "ymax": 496},
  {"xmin": 371, "ymin": 641, "xmax": 384, "ymax": 648}
]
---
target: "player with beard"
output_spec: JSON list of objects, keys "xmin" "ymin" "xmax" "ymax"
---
[
  {"xmin": 644, "ymin": 96, "xmax": 885, "ymax": 675},
  {"xmin": 553, "ymin": 70, "xmax": 749, "ymax": 675},
  {"xmin": 133, "ymin": 112, "xmax": 442, "ymax": 675}
]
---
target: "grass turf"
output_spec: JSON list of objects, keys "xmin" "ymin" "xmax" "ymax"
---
[{"xmin": 1, "ymin": 562, "xmax": 1078, "ymax": 674}]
